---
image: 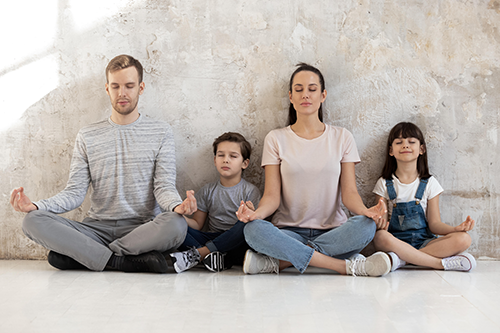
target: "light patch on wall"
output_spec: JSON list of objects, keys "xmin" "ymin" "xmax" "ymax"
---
[
  {"xmin": 0, "ymin": 0, "xmax": 57, "ymax": 71},
  {"xmin": 0, "ymin": 54, "xmax": 59, "ymax": 131},
  {"xmin": 488, "ymin": 128, "xmax": 498, "ymax": 145},
  {"xmin": 68, "ymin": 0, "xmax": 132, "ymax": 33}
]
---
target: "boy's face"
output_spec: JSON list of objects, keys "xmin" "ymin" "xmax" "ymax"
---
[{"xmin": 214, "ymin": 141, "xmax": 249, "ymax": 180}]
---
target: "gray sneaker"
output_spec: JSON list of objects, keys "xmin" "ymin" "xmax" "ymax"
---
[
  {"xmin": 169, "ymin": 248, "xmax": 201, "ymax": 273},
  {"xmin": 346, "ymin": 251, "xmax": 391, "ymax": 277},
  {"xmin": 243, "ymin": 249, "xmax": 279, "ymax": 274},
  {"xmin": 442, "ymin": 253, "xmax": 476, "ymax": 272}
]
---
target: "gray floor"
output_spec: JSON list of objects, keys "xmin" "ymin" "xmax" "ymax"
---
[{"xmin": 1, "ymin": 259, "xmax": 499, "ymax": 333}]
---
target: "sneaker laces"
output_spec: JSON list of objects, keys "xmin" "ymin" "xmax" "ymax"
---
[
  {"xmin": 182, "ymin": 247, "xmax": 200, "ymax": 265},
  {"xmin": 262, "ymin": 256, "xmax": 279, "ymax": 274},
  {"xmin": 349, "ymin": 257, "xmax": 368, "ymax": 277},
  {"xmin": 444, "ymin": 256, "xmax": 468, "ymax": 270}
]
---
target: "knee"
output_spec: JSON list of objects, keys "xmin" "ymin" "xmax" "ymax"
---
[
  {"xmin": 155, "ymin": 212, "xmax": 188, "ymax": 237},
  {"xmin": 243, "ymin": 220, "xmax": 271, "ymax": 241},
  {"xmin": 22, "ymin": 210, "xmax": 51, "ymax": 236},
  {"xmin": 454, "ymin": 232, "xmax": 472, "ymax": 251},
  {"xmin": 350, "ymin": 215, "xmax": 377, "ymax": 237},
  {"xmin": 373, "ymin": 230, "xmax": 393, "ymax": 249}
]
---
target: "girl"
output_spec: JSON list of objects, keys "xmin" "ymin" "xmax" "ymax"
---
[
  {"xmin": 236, "ymin": 63, "xmax": 391, "ymax": 277},
  {"xmin": 372, "ymin": 122, "xmax": 476, "ymax": 272}
]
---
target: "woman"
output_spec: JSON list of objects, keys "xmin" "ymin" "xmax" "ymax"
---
[{"xmin": 236, "ymin": 63, "xmax": 389, "ymax": 276}]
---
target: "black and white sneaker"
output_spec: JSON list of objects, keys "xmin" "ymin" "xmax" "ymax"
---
[
  {"xmin": 169, "ymin": 248, "xmax": 201, "ymax": 273},
  {"xmin": 203, "ymin": 252, "xmax": 229, "ymax": 272}
]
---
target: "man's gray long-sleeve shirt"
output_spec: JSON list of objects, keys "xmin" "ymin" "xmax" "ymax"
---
[{"xmin": 35, "ymin": 114, "xmax": 182, "ymax": 221}]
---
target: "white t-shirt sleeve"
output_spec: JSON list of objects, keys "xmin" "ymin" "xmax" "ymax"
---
[{"xmin": 372, "ymin": 177, "xmax": 388, "ymax": 199}]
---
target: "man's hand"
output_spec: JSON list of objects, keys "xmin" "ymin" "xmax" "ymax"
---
[
  {"xmin": 10, "ymin": 187, "xmax": 37, "ymax": 213},
  {"xmin": 174, "ymin": 190, "xmax": 197, "ymax": 216}
]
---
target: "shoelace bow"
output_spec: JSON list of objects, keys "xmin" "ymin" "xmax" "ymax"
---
[{"xmin": 349, "ymin": 258, "xmax": 368, "ymax": 277}]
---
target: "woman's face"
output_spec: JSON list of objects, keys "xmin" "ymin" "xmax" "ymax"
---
[{"xmin": 289, "ymin": 70, "xmax": 326, "ymax": 118}]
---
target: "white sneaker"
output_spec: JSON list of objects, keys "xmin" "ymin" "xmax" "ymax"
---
[
  {"xmin": 442, "ymin": 253, "xmax": 476, "ymax": 272},
  {"xmin": 243, "ymin": 249, "xmax": 279, "ymax": 274},
  {"xmin": 388, "ymin": 252, "xmax": 406, "ymax": 272},
  {"xmin": 169, "ymin": 248, "xmax": 200, "ymax": 273},
  {"xmin": 346, "ymin": 251, "xmax": 391, "ymax": 277}
]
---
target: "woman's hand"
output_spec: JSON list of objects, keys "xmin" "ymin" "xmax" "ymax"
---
[
  {"xmin": 236, "ymin": 200, "xmax": 257, "ymax": 223},
  {"xmin": 454, "ymin": 215, "xmax": 475, "ymax": 232},
  {"xmin": 365, "ymin": 198, "xmax": 388, "ymax": 230}
]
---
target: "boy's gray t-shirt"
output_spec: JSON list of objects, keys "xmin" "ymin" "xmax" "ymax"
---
[{"xmin": 195, "ymin": 179, "xmax": 261, "ymax": 232}]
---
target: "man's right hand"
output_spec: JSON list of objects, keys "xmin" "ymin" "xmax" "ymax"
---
[{"xmin": 10, "ymin": 187, "xmax": 37, "ymax": 213}]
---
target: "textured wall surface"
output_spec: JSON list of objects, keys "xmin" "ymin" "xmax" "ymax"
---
[{"xmin": 1, "ymin": 0, "xmax": 499, "ymax": 259}]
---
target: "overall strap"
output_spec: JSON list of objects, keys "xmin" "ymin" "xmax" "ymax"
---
[
  {"xmin": 385, "ymin": 179, "xmax": 397, "ymax": 201},
  {"xmin": 415, "ymin": 178, "xmax": 429, "ymax": 200}
]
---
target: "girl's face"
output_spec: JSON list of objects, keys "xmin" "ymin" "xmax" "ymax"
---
[
  {"xmin": 390, "ymin": 136, "xmax": 425, "ymax": 163},
  {"xmin": 289, "ymin": 71, "xmax": 327, "ymax": 118}
]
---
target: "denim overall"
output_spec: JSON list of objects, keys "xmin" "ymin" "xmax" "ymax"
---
[{"xmin": 386, "ymin": 178, "xmax": 436, "ymax": 249}]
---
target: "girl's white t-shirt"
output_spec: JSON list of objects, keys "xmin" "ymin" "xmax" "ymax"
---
[
  {"xmin": 372, "ymin": 175, "xmax": 443, "ymax": 218},
  {"xmin": 261, "ymin": 124, "xmax": 360, "ymax": 229}
]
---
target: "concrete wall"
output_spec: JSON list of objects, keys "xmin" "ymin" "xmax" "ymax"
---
[{"xmin": 1, "ymin": 0, "xmax": 499, "ymax": 260}]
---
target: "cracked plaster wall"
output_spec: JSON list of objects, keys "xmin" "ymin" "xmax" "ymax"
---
[{"xmin": 1, "ymin": 0, "xmax": 499, "ymax": 260}]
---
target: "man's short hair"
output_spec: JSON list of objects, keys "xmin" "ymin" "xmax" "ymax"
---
[
  {"xmin": 106, "ymin": 55, "xmax": 143, "ymax": 83},
  {"xmin": 212, "ymin": 132, "xmax": 252, "ymax": 161}
]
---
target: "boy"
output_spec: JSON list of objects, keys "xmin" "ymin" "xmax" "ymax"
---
[{"xmin": 169, "ymin": 132, "xmax": 261, "ymax": 273}]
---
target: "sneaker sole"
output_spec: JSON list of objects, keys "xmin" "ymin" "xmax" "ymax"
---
[
  {"xmin": 203, "ymin": 252, "xmax": 227, "ymax": 272},
  {"xmin": 242, "ymin": 249, "xmax": 254, "ymax": 274}
]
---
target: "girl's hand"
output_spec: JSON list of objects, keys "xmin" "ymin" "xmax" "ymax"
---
[
  {"xmin": 454, "ymin": 216, "xmax": 475, "ymax": 232},
  {"xmin": 236, "ymin": 200, "xmax": 257, "ymax": 223},
  {"xmin": 365, "ymin": 198, "xmax": 388, "ymax": 230}
]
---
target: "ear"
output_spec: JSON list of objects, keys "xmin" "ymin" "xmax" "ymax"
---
[
  {"xmin": 389, "ymin": 146, "xmax": 394, "ymax": 156},
  {"xmin": 289, "ymin": 90, "xmax": 292, "ymax": 103},
  {"xmin": 242, "ymin": 159, "xmax": 250, "ymax": 170},
  {"xmin": 420, "ymin": 144, "xmax": 426, "ymax": 155},
  {"xmin": 321, "ymin": 89, "xmax": 327, "ymax": 103},
  {"xmin": 105, "ymin": 83, "xmax": 110, "ymax": 96},
  {"xmin": 139, "ymin": 81, "xmax": 145, "ymax": 95},
  {"xmin": 214, "ymin": 156, "xmax": 217, "ymax": 165}
]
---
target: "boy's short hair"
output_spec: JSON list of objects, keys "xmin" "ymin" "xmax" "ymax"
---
[
  {"xmin": 106, "ymin": 54, "xmax": 143, "ymax": 83},
  {"xmin": 212, "ymin": 132, "xmax": 252, "ymax": 161}
]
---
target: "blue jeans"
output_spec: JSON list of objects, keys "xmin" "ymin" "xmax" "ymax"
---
[
  {"xmin": 244, "ymin": 215, "xmax": 376, "ymax": 273},
  {"xmin": 179, "ymin": 221, "xmax": 249, "ymax": 267}
]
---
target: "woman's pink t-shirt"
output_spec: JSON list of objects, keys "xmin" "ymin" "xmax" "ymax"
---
[{"xmin": 261, "ymin": 124, "xmax": 360, "ymax": 229}]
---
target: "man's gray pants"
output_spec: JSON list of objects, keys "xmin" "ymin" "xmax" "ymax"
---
[{"xmin": 22, "ymin": 211, "xmax": 188, "ymax": 271}]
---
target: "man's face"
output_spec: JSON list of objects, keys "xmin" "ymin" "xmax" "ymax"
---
[{"xmin": 105, "ymin": 67, "xmax": 144, "ymax": 117}]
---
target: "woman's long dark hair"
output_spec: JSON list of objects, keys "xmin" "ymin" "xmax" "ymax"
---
[
  {"xmin": 287, "ymin": 63, "xmax": 326, "ymax": 125},
  {"xmin": 381, "ymin": 122, "xmax": 431, "ymax": 180}
]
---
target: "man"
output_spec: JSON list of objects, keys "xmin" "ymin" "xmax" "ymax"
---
[{"xmin": 10, "ymin": 54, "xmax": 196, "ymax": 273}]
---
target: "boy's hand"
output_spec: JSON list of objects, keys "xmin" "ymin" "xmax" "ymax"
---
[
  {"xmin": 174, "ymin": 190, "xmax": 197, "ymax": 215},
  {"xmin": 10, "ymin": 187, "xmax": 37, "ymax": 213},
  {"xmin": 236, "ymin": 200, "xmax": 256, "ymax": 223},
  {"xmin": 365, "ymin": 198, "xmax": 388, "ymax": 230},
  {"xmin": 454, "ymin": 215, "xmax": 475, "ymax": 232}
]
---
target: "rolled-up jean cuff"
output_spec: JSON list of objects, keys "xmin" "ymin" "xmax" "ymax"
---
[{"xmin": 206, "ymin": 240, "xmax": 218, "ymax": 253}]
